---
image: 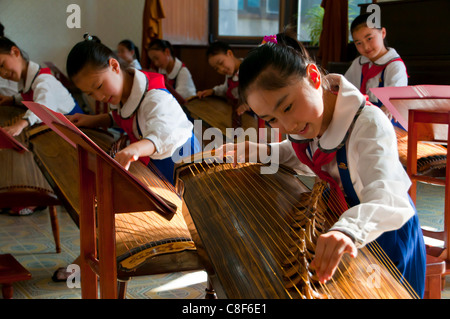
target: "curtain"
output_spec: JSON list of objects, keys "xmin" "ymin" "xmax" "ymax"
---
[
  {"xmin": 317, "ymin": 0, "xmax": 348, "ymax": 70},
  {"xmin": 141, "ymin": 0, "xmax": 166, "ymax": 69}
]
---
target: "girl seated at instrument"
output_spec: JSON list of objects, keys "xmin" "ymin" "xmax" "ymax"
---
[
  {"xmin": 227, "ymin": 40, "xmax": 426, "ymax": 297},
  {"xmin": 66, "ymin": 34, "xmax": 200, "ymax": 185},
  {"xmin": 344, "ymin": 13, "xmax": 408, "ymax": 128},
  {"xmin": 196, "ymin": 41, "xmax": 250, "ymax": 116},
  {"xmin": 0, "ymin": 37, "xmax": 83, "ymax": 136},
  {"xmin": 117, "ymin": 39, "xmax": 142, "ymax": 70},
  {"xmin": 147, "ymin": 39, "xmax": 196, "ymax": 101}
]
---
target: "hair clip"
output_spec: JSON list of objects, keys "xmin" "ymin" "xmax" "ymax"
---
[
  {"xmin": 83, "ymin": 33, "xmax": 93, "ymax": 41},
  {"xmin": 261, "ymin": 35, "xmax": 278, "ymax": 45}
]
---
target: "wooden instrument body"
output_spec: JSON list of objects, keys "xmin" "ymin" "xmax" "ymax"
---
[
  {"xmin": 175, "ymin": 159, "xmax": 416, "ymax": 299},
  {"xmin": 0, "ymin": 106, "xmax": 59, "ymax": 209},
  {"xmin": 28, "ymin": 126, "xmax": 202, "ymax": 282}
]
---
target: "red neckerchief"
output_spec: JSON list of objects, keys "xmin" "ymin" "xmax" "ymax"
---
[
  {"xmin": 21, "ymin": 67, "xmax": 52, "ymax": 101},
  {"xmin": 291, "ymin": 142, "xmax": 347, "ymax": 215},
  {"xmin": 290, "ymin": 94, "xmax": 373, "ymax": 215},
  {"xmin": 360, "ymin": 57, "xmax": 404, "ymax": 94},
  {"xmin": 226, "ymin": 74, "xmax": 239, "ymax": 106}
]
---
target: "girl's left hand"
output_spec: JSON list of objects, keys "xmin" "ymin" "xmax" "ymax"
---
[
  {"xmin": 3, "ymin": 119, "xmax": 28, "ymax": 137},
  {"xmin": 310, "ymin": 230, "xmax": 357, "ymax": 283},
  {"xmin": 236, "ymin": 104, "xmax": 251, "ymax": 116}
]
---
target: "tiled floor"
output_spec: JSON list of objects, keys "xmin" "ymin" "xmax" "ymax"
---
[
  {"xmin": 0, "ymin": 207, "xmax": 207, "ymax": 299},
  {"xmin": 0, "ymin": 180, "xmax": 449, "ymax": 299}
]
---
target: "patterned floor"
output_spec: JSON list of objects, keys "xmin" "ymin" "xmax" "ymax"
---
[{"xmin": 0, "ymin": 181, "xmax": 448, "ymax": 299}]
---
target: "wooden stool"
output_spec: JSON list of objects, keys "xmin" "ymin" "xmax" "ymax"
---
[
  {"xmin": 0, "ymin": 254, "xmax": 31, "ymax": 299},
  {"xmin": 424, "ymin": 254, "xmax": 446, "ymax": 299}
]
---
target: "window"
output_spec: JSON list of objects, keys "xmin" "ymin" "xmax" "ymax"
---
[
  {"xmin": 297, "ymin": 0, "xmax": 373, "ymax": 45},
  {"xmin": 210, "ymin": 0, "xmax": 295, "ymax": 44}
]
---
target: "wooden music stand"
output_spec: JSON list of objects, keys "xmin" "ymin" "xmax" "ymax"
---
[{"xmin": 22, "ymin": 102, "xmax": 177, "ymax": 299}]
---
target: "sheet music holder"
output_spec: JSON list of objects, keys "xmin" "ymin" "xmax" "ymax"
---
[
  {"xmin": 370, "ymin": 85, "xmax": 450, "ymax": 133},
  {"xmin": 0, "ymin": 126, "xmax": 29, "ymax": 153},
  {"xmin": 23, "ymin": 101, "xmax": 176, "ymax": 299}
]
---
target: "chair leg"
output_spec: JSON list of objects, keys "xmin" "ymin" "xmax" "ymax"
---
[
  {"xmin": 205, "ymin": 276, "xmax": 217, "ymax": 299},
  {"xmin": 48, "ymin": 206, "xmax": 61, "ymax": 253},
  {"xmin": 117, "ymin": 280, "xmax": 128, "ymax": 299}
]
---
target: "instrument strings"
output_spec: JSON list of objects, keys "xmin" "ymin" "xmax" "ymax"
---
[
  {"xmin": 108, "ymin": 139, "xmax": 191, "ymax": 257},
  {"xmin": 186, "ymin": 156, "xmax": 417, "ymax": 299}
]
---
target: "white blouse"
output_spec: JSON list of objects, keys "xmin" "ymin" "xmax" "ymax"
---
[
  {"xmin": 109, "ymin": 69, "xmax": 193, "ymax": 160},
  {"xmin": 0, "ymin": 77, "xmax": 18, "ymax": 96},
  {"xmin": 159, "ymin": 58, "xmax": 196, "ymax": 100},
  {"xmin": 18, "ymin": 61, "xmax": 75, "ymax": 126},
  {"xmin": 344, "ymin": 48, "xmax": 408, "ymax": 104},
  {"xmin": 270, "ymin": 75, "xmax": 414, "ymax": 248}
]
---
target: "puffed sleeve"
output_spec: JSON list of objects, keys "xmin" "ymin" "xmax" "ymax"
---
[
  {"xmin": 175, "ymin": 67, "xmax": 197, "ymax": 100},
  {"xmin": 23, "ymin": 74, "xmax": 74, "ymax": 126},
  {"xmin": 329, "ymin": 106, "xmax": 414, "ymax": 247},
  {"xmin": 137, "ymin": 89, "xmax": 193, "ymax": 159}
]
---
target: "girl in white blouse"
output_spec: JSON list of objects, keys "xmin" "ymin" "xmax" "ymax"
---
[
  {"xmin": 345, "ymin": 13, "xmax": 408, "ymax": 128},
  {"xmin": 0, "ymin": 37, "xmax": 82, "ymax": 136},
  {"xmin": 231, "ymin": 42, "xmax": 426, "ymax": 298},
  {"xmin": 117, "ymin": 39, "xmax": 142, "ymax": 70},
  {"xmin": 147, "ymin": 39, "xmax": 196, "ymax": 101},
  {"xmin": 66, "ymin": 35, "xmax": 200, "ymax": 185}
]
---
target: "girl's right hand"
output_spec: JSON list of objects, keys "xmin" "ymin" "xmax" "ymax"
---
[
  {"xmin": 197, "ymin": 89, "xmax": 214, "ymax": 99},
  {"xmin": 215, "ymin": 141, "xmax": 270, "ymax": 166}
]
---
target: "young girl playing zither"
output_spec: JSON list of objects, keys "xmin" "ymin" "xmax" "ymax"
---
[
  {"xmin": 0, "ymin": 37, "xmax": 83, "ymax": 136},
  {"xmin": 66, "ymin": 35, "xmax": 200, "ymax": 185},
  {"xmin": 226, "ymin": 40, "xmax": 426, "ymax": 297}
]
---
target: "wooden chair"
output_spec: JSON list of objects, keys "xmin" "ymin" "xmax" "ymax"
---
[
  {"xmin": 407, "ymin": 108, "xmax": 450, "ymax": 296},
  {"xmin": 0, "ymin": 254, "xmax": 31, "ymax": 299}
]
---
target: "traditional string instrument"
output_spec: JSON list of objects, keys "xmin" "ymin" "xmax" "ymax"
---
[
  {"xmin": 0, "ymin": 107, "xmax": 61, "ymax": 251},
  {"xmin": 28, "ymin": 125, "xmax": 202, "ymax": 297},
  {"xmin": 175, "ymin": 153, "xmax": 418, "ymax": 299}
]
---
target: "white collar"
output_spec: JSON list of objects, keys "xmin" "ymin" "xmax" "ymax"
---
[
  {"xmin": 359, "ymin": 47, "xmax": 400, "ymax": 66},
  {"xmin": 289, "ymin": 75, "xmax": 366, "ymax": 151},
  {"xmin": 167, "ymin": 58, "xmax": 183, "ymax": 79},
  {"xmin": 22, "ymin": 61, "xmax": 40, "ymax": 93},
  {"xmin": 113, "ymin": 69, "xmax": 147, "ymax": 118}
]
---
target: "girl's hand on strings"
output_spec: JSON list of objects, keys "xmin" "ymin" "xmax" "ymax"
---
[
  {"xmin": 310, "ymin": 230, "xmax": 357, "ymax": 283},
  {"xmin": 114, "ymin": 146, "xmax": 140, "ymax": 170},
  {"xmin": 3, "ymin": 119, "xmax": 28, "ymax": 136},
  {"xmin": 215, "ymin": 141, "xmax": 268, "ymax": 167}
]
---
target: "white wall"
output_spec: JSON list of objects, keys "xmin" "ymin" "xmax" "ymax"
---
[{"xmin": 0, "ymin": 0, "xmax": 145, "ymax": 74}]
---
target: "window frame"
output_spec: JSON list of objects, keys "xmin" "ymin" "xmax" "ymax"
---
[{"xmin": 209, "ymin": 0, "xmax": 298, "ymax": 45}]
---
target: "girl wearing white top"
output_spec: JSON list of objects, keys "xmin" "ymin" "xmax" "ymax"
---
[
  {"xmin": 117, "ymin": 39, "xmax": 142, "ymax": 70},
  {"xmin": 344, "ymin": 13, "xmax": 408, "ymax": 128},
  {"xmin": 66, "ymin": 35, "xmax": 200, "ymax": 185},
  {"xmin": 147, "ymin": 39, "xmax": 196, "ymax": 100},
  {"xmin": 0, "ymin": 37, "xmax": 82, "ymax": 136},
  {"xmin": 228, "ymin": 42, "xmax": 426, "ymax": 297}
]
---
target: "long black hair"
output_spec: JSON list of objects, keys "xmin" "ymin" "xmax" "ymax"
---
[
  {"xmin": 118, "ymin": 39, "xmax": 140, "ymax": 62},
  {"xmin": 239, "ymin": 42, "xmax": 313, "ymax": 105},
  {"xmin": 147, "ymin": 39, "xmax": 175, "ymax": 58},
  {"xmin": 66, "ymin": 34, "xmax": 123, "ymax": 79},
  {"xmin": 0, "ymin": 36, "xmax": 29, "ymax": 61}
]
